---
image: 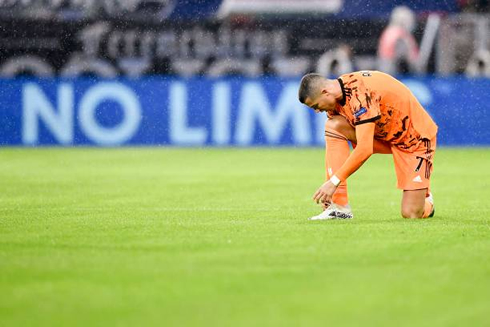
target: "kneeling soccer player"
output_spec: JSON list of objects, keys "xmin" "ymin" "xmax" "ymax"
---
[{"xmin": 298, "ymin": 70, "xmax": 437, "ymax": 220}]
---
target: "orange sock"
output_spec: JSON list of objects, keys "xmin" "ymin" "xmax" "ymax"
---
[
  {"xmin": 325, "ymin": 127, "xmax": 350, "ymax": 206},
  {"xmin": 325, "ymin": 130, "xmax": 392, "ymax": 207}
]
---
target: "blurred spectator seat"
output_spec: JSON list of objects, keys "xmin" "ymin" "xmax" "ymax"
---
[
  {"xmin": 119, "ymin": 58, "xmax": 151, "ymax": 78},
  {"xmin": 61, "ymin": 55, "xmax": 118, "ymax": 77},
  {"xmin": 465, "ymin": 49, "xmax": 490, "ymax": 77},
  {"xmin": 207, "ymin": 59, "xmax": 262, "ymax": 77},
  {"xmin": 353, "ymin": 55, "xmax": 377, "ymax": 71},
  {"xmin": 271, "ymin": 57, "xmax": 310, "ymax": 77},
  {"xmin": 437, "ymin": 14, "xmax": 489, "ymax": 75},
  {"xmin": 316, "ymin": 45, "xmax": 353, "ymax": 77},
  {"xmin": 0, "ymin": 55, "xmax": 54, "ymax": 77},
  {"xmin": 171, "ymin": 59, "xmax": 206, "ymax": 77}
]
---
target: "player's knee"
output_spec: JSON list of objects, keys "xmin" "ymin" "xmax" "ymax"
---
[
  {"xmin": 325, "ymin": 115, "xmax": 349, "ymax": 132},
  {"xmin": 325, "ymin": 116, "xmax": 355, "ymax": 140},
  {"xmin": 401, "ymin": 206, "xmax": 424, "ymax": 219}
]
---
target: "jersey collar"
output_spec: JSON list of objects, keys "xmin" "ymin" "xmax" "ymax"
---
[{"xmin": 337, "ymin": 78, "xmax": 346, "ymax": 106}]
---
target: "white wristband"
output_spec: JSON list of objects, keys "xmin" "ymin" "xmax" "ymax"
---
[{"xmin": 330, "ymin": 175, "xmax": 341, "ymax": 186}]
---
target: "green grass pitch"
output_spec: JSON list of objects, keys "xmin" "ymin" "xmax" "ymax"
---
[{"xmin": 1, "ymin": 147, "xmax": 489, "ymax": 326}]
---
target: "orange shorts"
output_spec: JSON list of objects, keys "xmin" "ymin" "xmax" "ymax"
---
[{"xmin": 391, "ymin": 136, "xmax": 436, "ymax": 191}]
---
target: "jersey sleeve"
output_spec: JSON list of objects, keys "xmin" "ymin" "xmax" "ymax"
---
[{"xmin": 349, "ymin": 78, "xmax": 381, "ymax": 125}]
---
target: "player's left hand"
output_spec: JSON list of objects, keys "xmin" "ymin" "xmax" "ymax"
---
[{"xmin": 313, "ymin": 181, "xmax": 338, "ymax": 205}]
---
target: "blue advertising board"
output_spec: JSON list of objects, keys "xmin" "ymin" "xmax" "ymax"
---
[{"xmin": 0, "ymin": 77, "xmax": 488, "ymax": 146}]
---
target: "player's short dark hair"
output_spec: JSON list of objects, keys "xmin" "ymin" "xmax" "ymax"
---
[{"xmin": 298, "ymin": 73, "xmax": 325, "ymax": 104}]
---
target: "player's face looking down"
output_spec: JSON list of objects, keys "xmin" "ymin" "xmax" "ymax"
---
[{"xmin": 304, "ymin": 89, "xmax": 337, "ymax": 113}]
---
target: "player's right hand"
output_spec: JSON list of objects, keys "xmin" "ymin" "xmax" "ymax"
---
[{"xmin": 313, "ymin": 181, "xmax": 337, "ymax": 204}]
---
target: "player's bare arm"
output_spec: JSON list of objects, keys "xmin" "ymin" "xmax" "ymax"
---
[{"xmin": 313, "ymin": 122, "xmax": 375, "ymax": 204}]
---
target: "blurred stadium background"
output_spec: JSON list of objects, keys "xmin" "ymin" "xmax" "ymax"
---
[
  {"xmin": 1, "ymin": 1, "xmax": 490, "ymax": 326},
  {"xmin": 0, "ymin": 0, "xmax": 489, "ymax": 146}
]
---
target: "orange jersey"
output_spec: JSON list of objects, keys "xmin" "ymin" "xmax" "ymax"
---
[{"xmin": 332, "ymin": 71, "xmax": 437, "ymax": 151}]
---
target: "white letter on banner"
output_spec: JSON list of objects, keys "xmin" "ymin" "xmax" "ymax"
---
[
  {"xmin": 212, "ymin": 82, "xmax": 231, "ymax": 145},
  {"xmin": 79, "ymin": 83, "xmax": 141, "ymax": 145},
  {"xmin": 235, "ymin": 82, "xmax": 311, "ymax": 145},
  {"xmin": 169, "ymin": 82, "xmax": 207, "ymax": 145},
  {"xmin": 22, "ymin": 83, "xmax": 73, "ymax": 145}
]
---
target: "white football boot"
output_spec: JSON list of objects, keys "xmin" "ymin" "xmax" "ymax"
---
[{"xmin": 308, "ymin": 203, "xmax": 354, "ymax": 220}]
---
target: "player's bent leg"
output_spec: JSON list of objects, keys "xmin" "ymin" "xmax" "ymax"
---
[
  {"xmin": 401, "ymin": 189, "xmax": 425, "ymax": 218},
  {"xmin": 325, "ymin": 115, "xmax": 356, "ymax": 142},
  {"xmin": 316, "ymin": 115, "xmax": 391, "ymax": 220},
  {"xmin": 324, "ymin": 116, "xmax": 353, "ymax": 208},
  {"xmin": 393, "ymin": 136, "xmax": 436, "ymax": 219},
  {"xmin": 401, "ymin": 189, "xmax": 433, "ymax": 219}
]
